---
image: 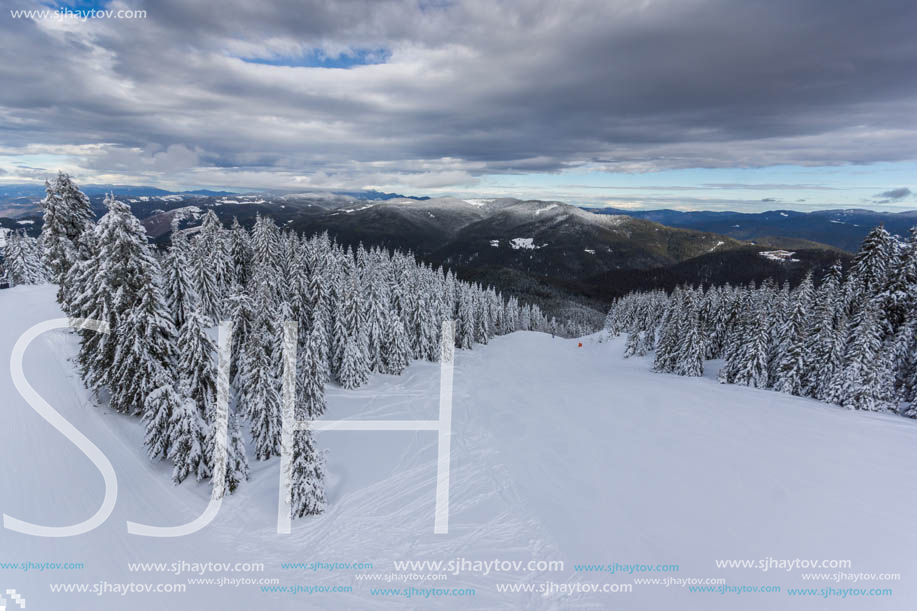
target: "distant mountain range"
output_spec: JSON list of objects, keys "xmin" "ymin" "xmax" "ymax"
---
[
  {"xmin": 587, "ymin": 207, "xmax": 917, "ymax": 252},
  {"xmin": 0, "ymin": 184, "xmax": 429, "ymax": 217},
  {"xmin": 8, "ymin": 185, "xmax": 893, "ymax": 320}
]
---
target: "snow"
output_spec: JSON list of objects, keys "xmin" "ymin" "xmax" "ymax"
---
[
  {"xmin": 584, "ymin": 248, "xmax": 595, "ymax": 255},
  {"xmin": 489, "ymin": 239, "xmax": 500, "ymax": 247},
  {"xmin": 171, "ymin": 205, "xmax": 203, "ymax": 219},
  {"xmin": 160, "ymin": 195, "xmax": 184, "ymax": 202},
  {"xmin": 340, "ymin": 205, "xmax": 375, "ymax": 214},
  {"xmin": 217, "ymin": 198, "xmax": 267, "ymax": 205},
  {"xmin": 1, "ymin": 286, "xmax": 915, "ymax": 610},
  {"xmin": 0, "ymin": 227, "xmax": 9, "ymax": 248},
  {"xmin": 462, "ymin": 199, "xmax": 492, "ymax": 207},
  {"xmin": 779, "ymin": 212, "xmax": 788, "ymax": 217},
  {"xmin": 534, "ymin": 204, "xmax": 558, "ymax": 216},
  {"xmin": 708, "ymin": 240, "xmax": 725, "ymax": 252},
  {"xmin": 759, "ymin": 250, "xmax": 800, "ymax": 262},
  {"xmin": 509, "ymin": 237, "xmax": 546, "ymax": 250},
  {"xmin": 16, "ymin": 220, "xmax": 35, "ymax": 225}
]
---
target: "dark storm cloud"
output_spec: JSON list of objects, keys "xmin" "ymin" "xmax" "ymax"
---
[{"xmin": 1, "ymin": 0, "xmax": 916, "ymax": 188}]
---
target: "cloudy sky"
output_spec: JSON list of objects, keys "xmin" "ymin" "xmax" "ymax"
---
[{"xmin": 1, "ymin": 0, "xmax": 916, "ymax": 210}]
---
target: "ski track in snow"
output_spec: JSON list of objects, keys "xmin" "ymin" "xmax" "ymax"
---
[{"xmin": 1, "ymin": 285, "xmax": 916, "ymax": 610}]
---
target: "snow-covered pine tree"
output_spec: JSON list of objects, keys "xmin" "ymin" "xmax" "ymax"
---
[
  {"xmin": 382, "ymin": 311, "xmax": 412, "ymax": 375},
  {"xmin": 164, "ymin": 226, "xmax": 200, "ymax": 330},
  {"xmin": 296, "ymin": 323, "xmax": 328, "ymax": 419},
  {"xmin": 239, "ymin": 273, "xmax": 283, "ymax": 459},
  {"xmin": 168, "ymin": 381, "xmax": 208, "ymax": 484},
  {"xmin": 675, "ymin": 300, "xmax": 704, "ymax": 376},
  {"xmin": 290, "ymin": 323, "xmax": 328, "ymax": 517},
  {"xmin": 653, "ymin": 289, "xmax": 683, "ymax": 373},
  {"xmin": 239, "ymin": 320, "xmax": 282, "ymax": 460},
  {"xmin": 363, "ymin": 267, "xmax": 389, "ymax": 372},
  {"xmin": 224, "ymin": 410, "xmax": 250, "ymax": 494},
  {"xmin": 192, "ymin": 238, "xmax": 221, "ymax": 324},
  {"xmin": 772, "ymin": 272, "xmax": 813, "ymax": 395},
  {"xmin": 825, "ymin": 300, "xmax": 891, "ymax": 412},
  {"xmin": 39, "ymin": 172, "xmax": 94, "ymax": 303},
  {"xmin": 337, "ymin": 271, "xmax": 370, "ymax": 389},
  {"xmin": 74, "ymin": 195, "xmax": 167, "ymax": 396},
  {"xmin": 228, "ymin": 217, "xmax": 253, "ymax": 287},
  {"xmin": 4, "ymin": 230, "xmax": 46, "ymax": 286},
  {"xmin": 730, "ymin": 308, "xmax": 770, "ymax": 388},
  {"xmin": 177, "ymin": 305, "xmax": 218, "ymax": 479},
  {"xmin": 456, "ymin": 287, "xmax": 476, "ymax": 349},
  {"xmin": 143, "ymin": 378, "xmax": 179, "ymax": 461},
  {"xmin": 802, "ymin": 261, "xmax": 844, "ymax": 397},
  {"xmin": 290, "ymin": 426, "xmax": 326, "ymax": 518},
  {"xmin": 177, "ymin": 305, "xmax": 217, "ymax": 414},
  {"xmin": 107, "ymin": 270, "xmax": 177, "ymax": 415},
  {"xmin": 850, "ymin": 224, "xmax": 893, "ymax": 298}
]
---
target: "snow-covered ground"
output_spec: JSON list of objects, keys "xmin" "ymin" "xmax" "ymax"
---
[{"xmin": 1, "ymin": 285, "xmax": 915, "ymax": 610}]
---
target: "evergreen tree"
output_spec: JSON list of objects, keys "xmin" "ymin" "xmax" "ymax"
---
[
  {"xmin": 228, "ymin": 217, "xmax": 252, "ymax": 287},
  {"xmin": 290, "ymin": 325, "xmax": 327, "ymax": 517},
  {"xmin": 164, "ymin": 228, "xmax": 199, "ymax": 330},
  {"xmin": 224, "ymin": 410, "xmax": 250, "ymax": 494},
  {"xmin": 290, "ymin": 429, "xmax": 326, "ymax": 518},
  {"xmin": 772, "ymin": 273, "xmax": 812, "ymax": 395},
  {"xmin": 168, "ymin": 382, "xmax": 207, "ymax": 484},
  {"xmin": 71, "ymin": 196, "xmax": 160, "ymax": 393},
  {"xmin": 240, "ymin": 319, "xmax": 282, "ymax": 460},
  {"xmin": 729, "ymin": 310, "xmax": 770, "ymax": 388},
  {"xmin": 142, "ymin": 375, "xmax": 179, "ymax": 460},
  {"xmin": 381, "ymin": 313, "xmax": 412, "ymax": 374},
  {"xmin": 826, "ymin": 301, "xmax": 891, "ymax": 411},
  {"xmin": 4, "ymin": 230, "xmax": 45, "ymax": 285},
  {"xmin": 108, "ymin": 272, "xmax": 177, "ymax": 415},
  {"xmin": 39, "ymin": 172, "xmax": 94, "ymax": 302}
]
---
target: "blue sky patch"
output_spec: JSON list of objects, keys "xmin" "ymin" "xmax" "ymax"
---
[{"xmin": 241, "ymin": 48, "xmax": 390, "ymax": 69}]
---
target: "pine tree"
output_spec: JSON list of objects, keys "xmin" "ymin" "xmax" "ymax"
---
[
  {"xmin": 168, "ymin": 382, "xmax": 207, "ymax": 484},
  {"xmin": 676, "ymin": 303, "xmax": 704, "ymax": 377},
  {"xmin": 826, "ymin": 301, "xmax": 890, "ymax": 411},
  {"xmin": 851, "ymin": 224, "xmax": 893, "ymax": 297},
  {"xmin": 337, "ymin": 272, "xmax": 370, "ymax": 388},
  {"xmin": 224, "ymin": 410, "xmax": 250, "ymax": 494},
  {"xmin": 296, "ymin": 324, "xmax": 328, "ymax": 419},
  {"xmin": 164, "ymin": 228, "xmax": 199, "ymax": 330},
  {"xmin": 363, "ymin": 268, "xmax": 389, "ymax": 372},
  {"xmin": 730, "ymin": 310, "xmax": 770, "ymax": 388},
  {"xmin": 4, "ymin": 230, "xmax": 45, "ymax": 286},
  {"xmin": 143, "ymin": 376, "xmax": 179, "ymax": 460},
  {"xmin": 39, "ymin": 172, "xmax": 94, "ymax": 302},
  {"xmin": 381, "ymin": 313, "xmax": 412, "ymax": 374},
  {"xmin": 339, "ymin": 332, "xmax": 370, "ymax": 389},
  {"xmin": 177, "ymin": 306, "xmax": 217, "ymax": 414},
  {"xmin": 72, "ymin": 195, "xmax": 160, "ymax": 393},
  {"xmin": 240, "ymin": 319, "xmax": 282, "ymax": 460},
  {"xmin": 108, "ymin": 272, "xmax": 177, "ymax": 415},
  {"xmin": 290, "ymin": 325, "xmax": 327, "ymax": 517},
  {"xmin": 290, "ymin": 429, "xmax": 326, "ymax": 518},
  {"xmin": 228, "ymin": 217, "xmax": 252, "ymax": 287},
  {"xmin": 802, "ymin": 262, "xmax": 844, "ymax": 398},
  {"xmin": 192, "ymin": 238, "xmax": 221, "ymax": 324},
  {"xmin": 772, "ymin": 273, "xmax": 813, "ymax": 395}
]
